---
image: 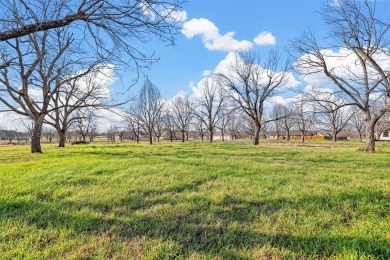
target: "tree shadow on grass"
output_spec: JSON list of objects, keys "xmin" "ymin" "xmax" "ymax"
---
[{"xmin": 0, "ymin": 186, "xmax": 389, "ymax": 259}]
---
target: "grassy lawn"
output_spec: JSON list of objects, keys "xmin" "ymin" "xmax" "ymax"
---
[{"xmin": 0, "ymin": 140, "xmax": 389, "ymax": 259}]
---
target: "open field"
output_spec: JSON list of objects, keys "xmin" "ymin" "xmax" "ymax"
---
[{"xmin": 0, "ymin": 140, "xmax": 389, "ymax": 259}]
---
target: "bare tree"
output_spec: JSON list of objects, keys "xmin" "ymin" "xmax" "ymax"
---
[
  {"xmin": 226, "ymin": 110, "xmax": 242, "ymax": 140},
  {"xmin": 0, "ymin": 28, "xmax": 82, "ymax": 153},
  {"xmin": 307, "ymin": 89, "xmax": 355, "ymax": 142},
  {"xmin": 194, "ymin": 116, "xmax": 207, "ymax": 142},
  {"xmin": 136, "ymin": 77, "xmax": 164, "ymax": 144},
  {"xmin": 295, "ymin": 99, "xmax": 315, "ymax": 143},
  {"xmin": 216, "ymin": 51, "xmax": 289, "ymax": 145},
  {"xmin": 0, "ymin": 0, "xmax": 184, "ymax": 70},
  {"xmin": 73, "ymin": 110, "xmax": 95, "ymax": 143},
  {"xmin": 0, "ymin": 0, "xmax": 184, "ymax": 153},
  {"xmin": 194, "ymin": 79, "xmax": 226, "ymax": 143},
  {"xmin": 278, "ymin": 105, "xmax": 297, "ymax": 141},
  {"xmin": 271, "ymin": 104, "xmax": 283, "ymax": 140},
  {"xmin": 171, "ymin": 95, "xmax": 195, "ymax": 142},
  {"xmin": 106, "ymin": 125, "xmax": 118, "ymax": 142},
  {"xmin": 216, "ymin": 109, "xmax": 235, "ymax": 142},
  {"xmin": 349, "ymin": 111, "xmax": 366, "ymax": 142},
  {"xmin": 45, "ymin": 65, "xmax": 111, "ymax": 147},
  {"xmin": 125, "ymin": 114, "xmax": 141, "ymax": 143},
  {"xmin": 291, "ymin": 0, "xmax": 390, "ymax": 152},
  {"xmin": 153, "ymin": 106, "xmax": 166, "ymax": 142},
  {"xmin": 88, "ymin": 124, "xmax": 98, "ymax": 142},
  {"xmin": 163, "ymin": 113, "xmax": 177, "ymax": 142}
]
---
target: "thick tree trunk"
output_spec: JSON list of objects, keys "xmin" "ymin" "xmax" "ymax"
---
[
  {"xmin": 209, "ymin": 130, "xmax": 213, "ymax": 144},
  {"xmin": 333, "ymin": 130, "xmax": 337, "ymax": 142},
  {"xmin": 365, "ymin": 123, "xmax": 376, "ymax": 152},
  {"xmin": 182, "ymin": 131, "xmax": 185, "ymax": 142},
  {"xmin": 286, "ymin": 131, "xmax": 290, "ymax": 141},
  {"xmin": 149, "ymin": 135, "xmax": 153, "ymax": 144},
  {"xmin": 31, "ymin": 116, "xmax": 44, "ymax": 153},
  {"xmin": 301, "ymin": 133, "xmax": 305, "ymax": 143},
  {"xmin": 221, "ymin": 131, "xmax": 224, "ymax": 142},
  {"xmin": 58, "ymin": 131, "xmax": 66, "ymax": 148},
  {"xmin": 253, "ymin": 127, "xmax": 260, "ymax": 145}
]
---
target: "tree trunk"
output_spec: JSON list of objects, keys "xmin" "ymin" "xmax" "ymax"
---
[
  {"xmin": 253, "ymin": 126, "xmax": 260, "ymax": 145},
  {"xmin": 149, "ymin": 134, "xmax": 153, "ymax": 144},
  {"xmin": 286, "ymin": 130, "xmax": 290, "ymax": 141},
  {"xmin": 31, "ymin": 116, "xmax": 44, "ymax": 153},
  {"xmin": 365, "ymin": 122, "xmax": 376, "ymax": 152},
  {"xmin": 82, "ymin": 135, "xmax": 86, "ymax": 142},
  {"xmin": 182, "ymin": 131, "xmax": 185, "ymax": 142},
  {"xmin": 209, "ymin": 130, "xmax": 213, "ymax": 144},
  {"xmin": 58, "ymin": 131, "xmax": 66, "ymax": 148},
  {"xmin": 221, "ymin": 131, "xmax": 224, "ymax": 142},
  {"xmin": 333, "ymin": 129, "xmax": 337, "ymax": 142},
  {"xmin": 301, "ymin": 133, "xmax": 305, "ymax": 143}
]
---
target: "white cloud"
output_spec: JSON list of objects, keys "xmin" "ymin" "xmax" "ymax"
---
[
  {"xmin": 253, "ymin": 31, "xmax": 276, "ymax": 46},
  {"xmin": 202, "ymin": 70, "xmax": 212, "ymax": 76},
  {"xmin": 182, "ymin": 18, "xmax": 253, "ymax": 52},
  {"xmin": 0, "ymin": 112, "xmax": 29, "ymax": 131},
  {"xmin": 296, "ymin": 47, "xmax": 390, "ymax": 89},
  {"xmin": 268, "ymin": 95, "xmax": 290, "ymax": 105}
]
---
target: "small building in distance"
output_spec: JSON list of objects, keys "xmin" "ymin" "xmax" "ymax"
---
[{"xmin": 379, "ymin": 128, "xmax": 390, "ymax": 141}]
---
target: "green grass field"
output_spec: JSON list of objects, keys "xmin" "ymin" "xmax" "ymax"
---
[{"xmin": 0, "ymin": 140, "xmax": 389, "ymax": 259}]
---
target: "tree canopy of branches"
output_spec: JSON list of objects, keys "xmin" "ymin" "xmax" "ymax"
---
[
  {"xmin": 216, "ymin": 51, "xmax": 288, "ymax": 145},
  {"xmin": 295, "ymin": 99, "xmax": 315, "ymax": 143},
  {"xmin": 0, "ymin": 28, "xmax": 86, "ymax": 153},
  {"xmin": 0, "ymin": 0, "xmax": 184, "ymax": 71},
  {"xmin": 45, "ymin": 65, "xmax": 112, "ymax": 147},
  {"xmin": 277, "ymin": 105, "xmax": 296, "ymax": 141},
  {"xmin": 194, "ymin": 79, "xmax": 226, "ymax": 143},
  {"xmin": 305, "ymin": 89, "xmax": 355, "ymax": 142},
  {"xmin": 170, "ymin": 95, "xmax": 195, "ymax": 142},
  {"xmin": 291, "ymin": 0, "xmax": 390, "ymax": 152},
  {"xmin": 136, "ymin": 77, "xmax": 164, "ymax": 144}
]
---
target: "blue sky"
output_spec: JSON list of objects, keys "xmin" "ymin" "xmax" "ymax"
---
[
  {"xmin": 122, "ymin": 0, "xmax": 331, "ymax": 99},
  {"xmin": 114, "ymin": 0, "xmax": 387, "ymax": 100}
]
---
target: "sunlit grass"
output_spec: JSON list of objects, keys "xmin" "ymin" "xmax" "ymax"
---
[{"xmin": 0, "ymin": 140, "xmax": 389, "ymax": 259}]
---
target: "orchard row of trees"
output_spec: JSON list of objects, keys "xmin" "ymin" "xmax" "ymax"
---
[{"xmin": 121, "ymin": 76, "xmax": 388, "ymax": 145}]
